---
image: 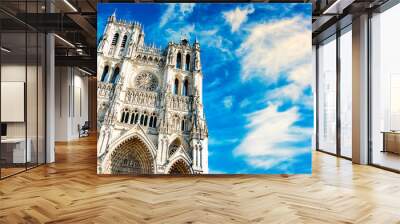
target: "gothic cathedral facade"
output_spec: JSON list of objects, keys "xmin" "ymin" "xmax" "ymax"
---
[{"xmin": 97, "ymin": 13, "xmax": 208, "ymax": 175}]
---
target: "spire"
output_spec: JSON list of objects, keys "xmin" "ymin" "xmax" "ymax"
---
[
  {"xmin": 109, "ymin": 9, "xmax": 117, "ymax": 22},
  {"xmin": 112, "ymin": 9, "xmax": 117, "ymax": 18},
  {"xmin": 193, "ymin": 35, "xmax": 199, "ymax": 48}
]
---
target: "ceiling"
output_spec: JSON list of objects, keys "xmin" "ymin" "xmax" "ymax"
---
[
  {"xmin": 311, "ymin": 0, "xmax": 391, "ymax": 43},
  {"xmin": 0, "ymin": 0, "xmax": 97, "ymax": 74},
  {"xmin": 0, "ymin": 0, "xmax": 395, "ymax": 74}
]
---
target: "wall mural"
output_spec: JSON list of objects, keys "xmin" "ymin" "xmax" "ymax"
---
[{"xmin": 97, "ymin": 3, "xmax": 313, "ymax": 175}]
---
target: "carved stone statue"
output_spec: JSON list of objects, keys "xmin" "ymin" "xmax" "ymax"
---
[
  {"xmin": 194, "ymin": 51, "xmax": 201, "ymax": 70},
  {"xmin": 167, "ymin": 48, "xmax": 173, "ymax": 65}
]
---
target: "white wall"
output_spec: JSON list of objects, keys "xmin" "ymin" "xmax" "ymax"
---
[
  {"xmin": 1, "ymin": 63, "xmax": 47, "ymax": 164},
  {"xmin": 55, "ymin": 67, "xmax": 89, "ymax": 141},
  {"xmin": 1, "ymin": 65, "xmax": 39, "ymax": 137}
]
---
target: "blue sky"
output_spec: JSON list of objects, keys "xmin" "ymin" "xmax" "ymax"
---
[{"xmin": 98, "ymin": 3, "xmax": 313, "ymax": 174}]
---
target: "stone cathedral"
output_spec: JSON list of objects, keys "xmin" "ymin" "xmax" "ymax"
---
[{"xmin": 96, "ymin": 12, "xmax": 208, "ymax": 175}]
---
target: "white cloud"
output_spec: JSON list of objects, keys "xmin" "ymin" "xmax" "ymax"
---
[
  {"xmin": 239, "ymin": 98, "xmax": 251, "ymax": 108},
  {"xmin": 267, "ymin": 63, "xmax": 313, "ymax": 106},
  {"xmin": 160, "ymin": 4, "xmax": 175, "ymax": 28},
  {"xmin": 209, "ymin": 137, "xmax": 239, "ymax": 146},
  {"xmin": 237, "ymin": 16, "xmax": 311, "ymax": 81},
  {"xmin": 208, "ymin": 168, "xmax": 227, "ymax": 174},
  {"xmin": 159, "ymin": 3, "xmax": 195, "ymax": 28},
  {"xmin": 198, "ymin": 28, "xmax": 233, "ymax": 59},
  {"xmin": 236, "ymin": 16, "xmax": 312, "ymax": 107},
  {"xmin": 223, "ymin": 96, "xmax": 234, "ymax": 109},
  {"xmin": 165, "ymin": 24, "xmax": 195, "ymax": 43},
  {"xmin": 289, "ymin": 63, "xmax": 312, "ymax": 88},
  {"xmin": 269, "ymin": 83, "xmax": 303, "ymax": 101},
  {"xmin": 223, "ymin": 5, "xmax": 255, "ymax": 32},
  {"xmin": 179, "ymin": 4, "xmax": 195, "ymax": 14},
  {"xmin": 207, "ymin": 78, "xmax": 221, "ymax": 89},
  {"xmin": 233, "ymin": 103, "xmax": 311, "ymax": 170}
]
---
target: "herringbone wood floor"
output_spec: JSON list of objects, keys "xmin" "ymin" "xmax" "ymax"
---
[{"xmin": 1, "ymin": 136, "xmax": 400, "ymax": 224}]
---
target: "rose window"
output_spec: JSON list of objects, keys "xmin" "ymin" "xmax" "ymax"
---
[{"xmin": 135, "ymin": 72, "xmax": 158, "ymax": 91}]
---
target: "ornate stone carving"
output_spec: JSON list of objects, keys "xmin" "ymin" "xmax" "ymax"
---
[
  {"xmin": 135, "ymin": 72, "xmax": 158, "ymax": 91},
  {"xmin": 194, "ymin": 51, "xmax": 201, "ymax": 70}
]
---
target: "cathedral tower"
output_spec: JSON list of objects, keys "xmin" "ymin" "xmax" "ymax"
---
[{"xmin": 97, "ymin": 13, "xmax": 208, "ymax": 174}]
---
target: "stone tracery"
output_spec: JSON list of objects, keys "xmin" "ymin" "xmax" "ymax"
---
[{"xmin": 135, "ymin": 72, "xmax": 158, "ymax": 91}]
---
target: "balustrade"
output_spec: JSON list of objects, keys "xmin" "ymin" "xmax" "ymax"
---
[
  {"xmin": 124, "ymin": 88, "xmax": 159, "ymax": 107},
  {"xmin": 98, "ymin": 82, "xmax": 115, "ymax": 98},
  {"xmin": 167, "ymin": 94, "xmax": 191, "ymax": 111}
]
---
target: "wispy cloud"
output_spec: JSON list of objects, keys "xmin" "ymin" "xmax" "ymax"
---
[
  {"xmin": 234, "ymin": 103, "xmax": 312, "ymax": 170},
  {"xmin": 207, "ymin": 78, "xmax": 221, "ymax": 89},
  {"xmin": 208, "ymin": 168, "xmax": 227, "ymax": 174},
  {"xmin": 223, "ymin": 5, "xmax": 255, "ymax": 32},
  {"xmin": 159, "ymin": 3, "xmax": 195, "ymax": 28},
  {"xmin": 289, "ymin": 63, "xmax": 312, "ymax": 88},
  {"xmin": 239, "ymin": 98, "xmax": 251, "ymax": 108},
  {"xmin": 236, "ymin": 15, "xmax": 312, "ymax": 110},
  {"xmin": 197, "ymin": 28, "xmax": 234, "ymax": 60},
  {"xmin": 165, "ymin": 24, "xmax": 195, "ymax": 43},
  {"xmin": 268, "ymin": 62, "xmax": 312, "ymax": 107},
  {"xmin": 223, "ymin": 96, "xmax": 234, "ymax": 109},
  {"xmin": 269, "ymin": 83, "xmax": 303, "ymax": 101},
  {"xmin": 209, "ymin": 137, "xmax": 239, "ymax": 146},
  {"xmin": 237, "ymin": 16, "xmax": 311, "ymax": 81}
]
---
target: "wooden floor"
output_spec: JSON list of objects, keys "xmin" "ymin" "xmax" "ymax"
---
[
  {"xmin": 373, "ymin": 150, "xmax": 400, "ymax": 171},
  {"xmin": 1, "ymin": 136, "xmax": 400, "ymax": 224}
]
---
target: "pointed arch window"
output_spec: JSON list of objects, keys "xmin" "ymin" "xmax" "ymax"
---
[
  {"xmin": 181, "ymin": 120, "xmax": 185, "ymax": 131},
  {"xmin": 176, "ymin": 52, "xmax": 182, "ymax": 69},
  {"xmin": 149, "ymin": 117, "xmax": 154, "ymax": 128},
  {"xmin": 112, "ymin": 33, "xmax": 119, "ymax": 46},
  {"xmin": 101, "ymin": 65, "xmax": 109, "ymax": 82},
  {"xmin": 199, "ymin": 146, "xmax": 202, "ymax": 168},
  {"xmin": 124, "ymin": 113, "xmax": 130, "ymax": 123},
  {"xmin": 130, "ymin": 113, "xmax": 135, "ymax": 124},
  {"xmin": 110, "ymin": 67, "xmax": 120, "ymax": 84},
  {"xmin": 120, "ymin": 112, "xmax": 126, "ymax": 123},
  {"xmin": 183, "ymin": 80, "xmax": 189, "ymax": 96},
  {"xmin": 185, "ymin": 54, "xmax": 190, "ymax": 71},
  {"xmin": 140, "ymin": 114, "xmax": 144, "ymax": 125},
  {"xmin": 174, "ymin": 78, "xmax": 179, "ymax": 95},
  {"xmin": 153, "ymin": 117, "xmax": 157, "ymax": 128},
  {"xmin": 144, "ymin": 115, "xmax": 148, "ymax": 126},
  {"xmin": 121, "ymin": 35, "xmax": 128, "ymax": 48},
  {"xmin": 134, "ymin": 113, "xmax": 139, "ymax": 124}
]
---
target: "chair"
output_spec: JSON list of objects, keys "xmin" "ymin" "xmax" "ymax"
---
[{"xmin": 79, "ymin": 121, "xmax": 90, "ymax": 138}]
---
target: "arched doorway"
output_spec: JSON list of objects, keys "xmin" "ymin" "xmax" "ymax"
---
[
  {"xmin": 169, "ymin": 138, "xmax": 182, "ymax": 158},
  {"xmin": 110, "ymin": 136, "xmax": 154, "ymax": 174},
  {"xmin": 168, "ymin": 159, "xmax": 191, "ymax": 174}
]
